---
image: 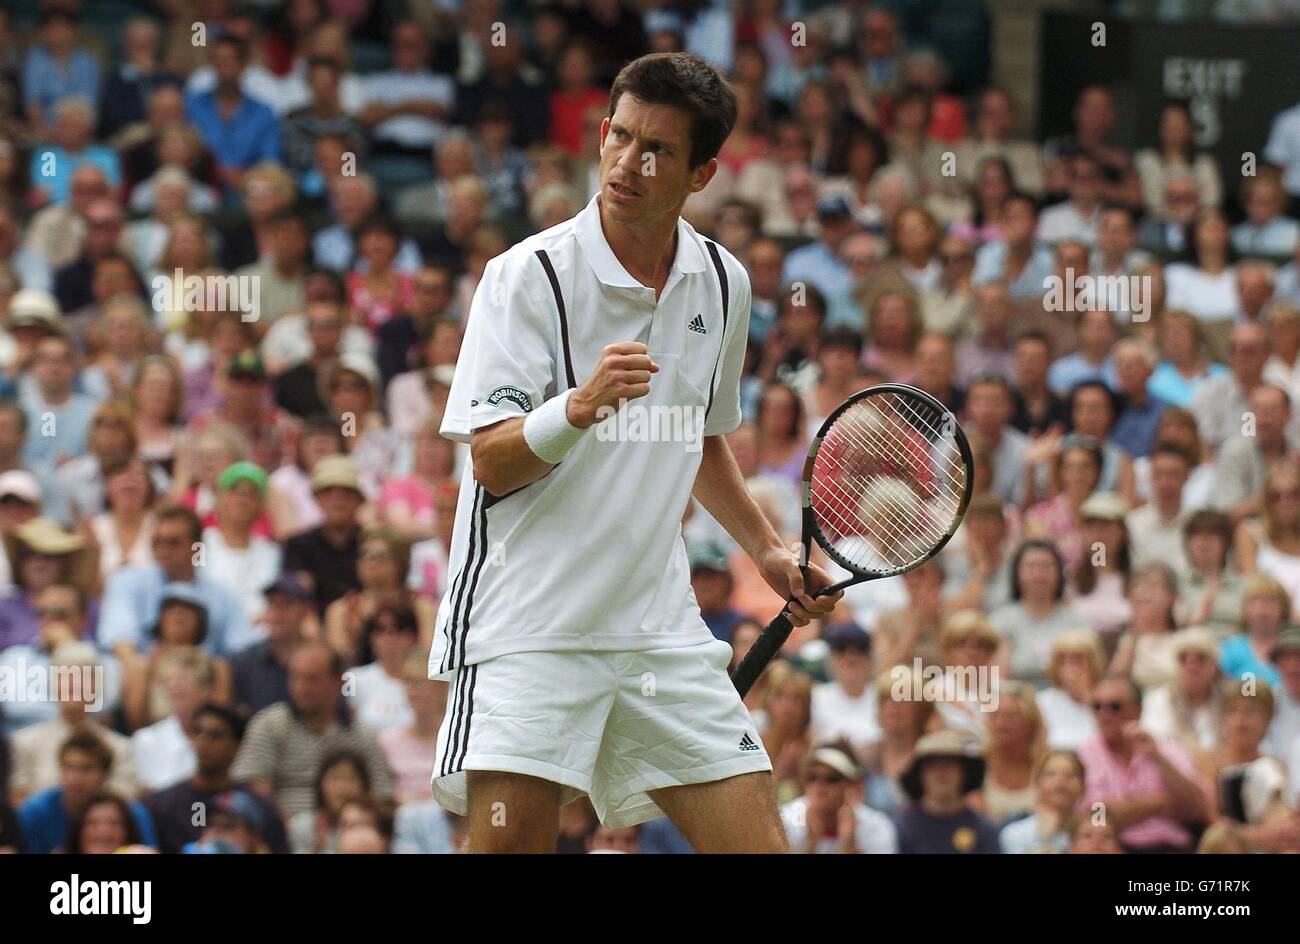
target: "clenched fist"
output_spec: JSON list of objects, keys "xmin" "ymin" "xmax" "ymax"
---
[{"xmin": 566, "ymin": 341, "xmax": 660, "ymax": 428}]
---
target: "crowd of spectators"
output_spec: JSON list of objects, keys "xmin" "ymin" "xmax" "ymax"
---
[{"xmin": 1, "ymin": 0, "xmax": 1300, "ymax": 854}]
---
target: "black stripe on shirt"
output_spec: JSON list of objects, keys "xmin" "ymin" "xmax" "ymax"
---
[
  {"xmin": 704, "ymin": 239, "xmax": 730, "ymax": 420},
  {"xmin": 534, "ymin": 248, "xmax": 578, "ymax": 390}
]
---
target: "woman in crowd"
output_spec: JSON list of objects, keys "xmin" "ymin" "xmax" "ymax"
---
[
  {"xmin": 976, "ymin": 680, "xmax": 1045, "ymax": 824},
  {"xmin": 990, "ymin": 540, "xmax": 1086, "ymax": 688},
  {"xmin": 930, "ymin": 610, "xmax": 1002, "ymax": 741},
  {"xmin": 87, "ymin": 457, "xmax": 156, "ymax": 580},
  {"xmin": 781, "ymin": 740, "xmax": 898, "ymax": 854},
  {"xmin": 373, "ymin": 418, "xmax": 454, "ymax": 544},
  {"xmin": 1219, "ymin": 576, "xmax": 1288, "ymax": 687},
  {"xmin": 1264, "ymin": 301, "xmax": 1300, "ymax": 402},
  {"xmin": 1141, "ymin": 626, "xmax": 1223, "ymax": 757},
  {"xmin": 65, "ymin": 792, "xmax": 148, "ymax": 854},
  {"xmin": 81, "ymin": 296, "xmax": 154, "ymax": 402},
  {"xmin": 1023, "ymin": 437, "xmax": 1104, "ymax": 572},
  {"xmin": 1109, "ymin": 562, "xmax": 1183, "ymax": 691},
  {"xmin": 324, "ymin": 528, "xmax": 435, "ymax": 666},
  {"xmin": 131, "ymin": 355, "xmax": 186, "ymax": 481},
  {"xmin": 884, "ymin": 205, "xmax": 943, "ymax": 295},
  {"xmin": 757, "ymin": 283, "xmax": 827, "ymax": 390},
  {"xmin": 379, "ymin": 651, "xmax": 447, "ymax": 807},
  {"xmin": 387, "ymin": 334, "xmax": 458, "ymax": 440},
  {"xmin": 1134, "ymin": 100, "xmax": 1222, "ymax": 214},
  {"xmin": 801, "ymin": 327, "xmax": 865, "ymax": 434},
  {"xmin": 0, "ymin": 517, "xmax": 98, "ymax": 649},
  {"xmin": 861, "ymin": 664, "xmax": 934, "ymax": 817},
  {"xmin": 1068, "ymin": 493, "xmax": 1133, "ymax": 640},
  {"xmin": 1063, "ymin": 384, "xmax": 1135, "ymax": 504},
  {"xmin": 345, "ymin": 602, "xmax": 419, "ymax": 732},
  {"xmin": 1236, "ymin": 461, "xmax": 1300, "ymax": 612},
  {"xmin": 1036, "ymin": 630, "xmax": 1102, "ymax": 751},
  {"xmin": 1183, "ymin": 510, "xmax": 1246, "ymax": 636},
  {"xmin": 121, "ymin": 587, "xmax": 231, "ymax": 731},
  {"xmin": 820, "ymin": 121, "xmax": 891, "ymax": 228},
  {"xmin": 1149, "ymin": 310, "xmax": 1228, "ymax": 410},
  {"xmin": 759, "ymin": 661, "xmax": 815, "ymax": 805},
  {"xmin": 1165, "ymin": 207, "xmax": 1239, "ymax": 323},
  {"xmin": 753, "ymin": 382, "xmax": 808, "ymax": 491},
  {"xmin": 999, "ymin": 750, "xmax": 1086, "ymax": 853},
  {"xmin": 288, "ymin": 751, "xmax": 373, "ymax": 855},
  {"xmin": 346, "ymin": 214, "xmax": 414, "ymax": 333},
  {"xmin": 153, "ymin": 214, "xmax": 220, "ymax": 340},
  {"xmin": 860, "ymin": 288, "xmax": 923, "ymax": 384},
  {"xmin": 950, "ymin": 156, "xmax": 1014, "ymax": 246}
]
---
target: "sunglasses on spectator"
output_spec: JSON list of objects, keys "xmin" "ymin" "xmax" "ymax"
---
[{"xmin": 1091, "ymin": 700, "xmax": 1127, "ymax": 713}]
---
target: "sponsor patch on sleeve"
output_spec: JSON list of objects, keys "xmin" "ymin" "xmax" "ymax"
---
[{"xmin": 484, "ymin": 385, "xmax": 533, "ymax": 413}]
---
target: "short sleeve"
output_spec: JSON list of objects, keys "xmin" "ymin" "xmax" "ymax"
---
[
  {"xmin": 703, "ymin": 257, "xmax": 752, "ymax": 437},
  {"xmin": 440, "ymin": 253, "xmax": 557, "ymax": 444}
]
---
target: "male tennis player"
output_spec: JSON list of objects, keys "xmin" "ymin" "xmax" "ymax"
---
[{"xmin": 431, "ymin": 52, "xmax": 842, "ymax": 852}]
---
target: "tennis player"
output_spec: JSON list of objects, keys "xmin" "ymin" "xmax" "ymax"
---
[{"xmin": 431, "ymin": 52, "xmax": 842, "ymax": 852}]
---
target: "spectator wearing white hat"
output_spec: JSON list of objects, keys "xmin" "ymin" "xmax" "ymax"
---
[
  {"xmin": 0, "ymin": 468, "xmax": 41, "ymax": 590},
  {"xmin": 781, "ymin": 741, "xmax": 897, "ymax": 854},
  {"xmin": 327, "ymin": 353, "xmax": 396, "ymax": 499},
  {"xmin": 1140, "ymin": 626, "xmax": 1223, "ymax": 756}
]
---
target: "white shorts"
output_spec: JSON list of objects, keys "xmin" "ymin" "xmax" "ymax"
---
[{"xmin": 430, "ymin": 638, "xmax": 771, "ymax": 828}]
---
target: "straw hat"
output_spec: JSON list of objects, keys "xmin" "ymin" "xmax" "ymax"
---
[
  {"xmin": 899, "ymin": 729, "xmax": 986, "ymax": 801},
  {"xmin": 3, "ymin": 516, "xmax": 99, "ymax": 594}
]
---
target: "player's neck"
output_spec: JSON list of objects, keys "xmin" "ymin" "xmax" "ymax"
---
[{"xmin": 598, "ymin": 199, "xmax": 679, "ymax": 294}]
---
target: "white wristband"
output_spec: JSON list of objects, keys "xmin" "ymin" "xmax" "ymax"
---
[{"xmin": 523, "ymin": 389, "xmax": 588, "ymax": 464}]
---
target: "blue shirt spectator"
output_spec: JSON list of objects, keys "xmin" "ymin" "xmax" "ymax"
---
[
  {"xmin": 1111, "ymin": 395, "xmax": 1168, "ymax": 459},
  {"xmin": 1148, "ymin": 360, "xmax": 1228, "ymax": 409},
  {"xmin": 972, "ymin": 241, "xmax": 1055, "ymax": 299},
  {"xmin": 23, "ymin": 44, "xmax": 100, "ymax": 128},
  {"xmin": 19, "ymin": 786, "xmax": 156, "ymax": 854},
  {"xmin": 1047, "ymin": 353, "xmax": 1117, "ymax": 397},
  {"xmin": 97, "ymin": 567, "xmax": 256, "ymax": 657},
  {"xmin": 28, "ymin": 145, "xmax": 121, "ymax": 207},
  {"xmin": 185, "ymin": 90, "xmax": 280, "ymax": 171}
]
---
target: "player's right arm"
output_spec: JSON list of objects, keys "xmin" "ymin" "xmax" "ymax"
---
[
  {"xmin": 471, "ymin": 341, "xmax": 659, "ymax": 496},
  {"xmin": 442, "ymin": 253, "xmax": 657, "ymax": 497}
]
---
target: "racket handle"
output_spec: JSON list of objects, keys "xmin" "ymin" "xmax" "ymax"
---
[{"xmin": 730, "ymin": 606, "xmax": 795, "ymax": 698}]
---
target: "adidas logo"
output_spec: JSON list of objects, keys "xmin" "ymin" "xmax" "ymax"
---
[
  {"xmin": 688, "ymin": 314, "xmax": 708, "ymax": 335},
  {"xmin": 738, "ymin": 732, "xmax": 761, "ymax": 752}
]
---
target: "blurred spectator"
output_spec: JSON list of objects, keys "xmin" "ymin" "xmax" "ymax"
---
[
  {"xmin": 999, "ymin": 750, "xmax": 1085, "ymax": 853},
  {"xmin": 1134, "ymin": 100, "xmax": 1221, "ymax": 215},
  {"xmin": 229, "ymin": 572, "xmax": 312, "ymax": 719},
  {"xmin": 285, "ymin": 749, "xmax": 374, "ymax": 854},
  {"xmin": 283, "ymin": 455, "xmax": 363, "ymax": 616},
  {"xmin": 1183, "ymin": 510, "xmax": 1248, "ymax": 635},
  {"xmin": 1166, "ymin": 208, "xmax": 1239, "ymax": 323},
  {"xmin": 379, "ymin": 650, "xmax": 445, "ymax": 806},
  {"xmin": 1220, "ymin": 576, "xmax": 1289, "ymax": 687},
  {"xmin": 810, "ymin": 623, "xmax": 878, "ymax": 754},
  {"xmin": 358, "ymin": 21, "xmax": 453, "ymax": 159},
  {"xmin": 1078, "ymin": 675, "xmax": 1210, "ymax": 853},
  {"xmin": 29, "ymin": 97, "xmax": 122, "ymax": 209},
  {"xmin": 1233, "ymin": 173, "xmax": 1299, "ymax": 257},
  {"xmin": 184, "ymin": 36, "xmax": 281, "ymax": 192},
  {"xmin": 22, "ymin": 11, "xmax": 101, "ymax": 134},
  {"xmin": 978, "ymin": 681, "xmax": 1045, "ymax": 824},
  {"xmin": 231, "ymin": 641, "xmax": 393, "ymax": 818},
  {"xmin": 895, "ymin": 730, "xmax": 999, "ymax": 854},
  {"xmin": 991, "ymin": 540, "xmax": 1086, "ymax": 687},
  {"xmin": 1141, "ymin": 626, "xmax": 1223, "ymax": 756},
  {"xmin": 1037, "ymin": 630, "xmax": 1103, "ymax": 751},
  {"xmin": 1109, "ymin": 563, "xmax": 1181, "ymax": 691},
  {"xmin": 781, "ymin": 741, "xmax": 897, "ymax": 853}
]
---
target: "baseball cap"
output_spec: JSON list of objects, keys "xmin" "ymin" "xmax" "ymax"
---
[
  {"xmin": 160, "ymin": 582, "xmax": 209, "ymax": 613},
  {"xmin": 0, "ymin": 470, "xmax": 41, "ymax": 505},
  {"xmin": 213, "ymin": 790, "xmax": 267, "ymax": 835},
  {"xmin": 263, "ymin": 572, "xmax": 312, "ymax": 602},
  {"xmin": 218, "ymin": 460, "xmax": 268, "ymax": 496},
  {"xmin": 802, "ymin": 744, "xmax": 860, "ymax": 781},
  {"xmin": 310, "ymin": 454, "xmax": 362, "ymax": 494},
  {"xmin": 332, "ymin": 353, "xmax": 380, "ymax": 397},
  {"xmin": 825, "ymin": 623, "xmax": 871, "ymax": 651},
  {"xmin": 817, "ymin": 195, "xmax": 853, "ymax": 219},
  {"xmin": 227, "ymin": 349, "xmax": 266, "ymax": 382},
  {"xmin": 688, "ymin": 543, "xmax": 731, "ymax": 575}
]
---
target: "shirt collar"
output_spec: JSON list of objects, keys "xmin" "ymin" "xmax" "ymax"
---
[{"xmin": 573, "ymin": 193, "xmax": 707, "ymax": 289}]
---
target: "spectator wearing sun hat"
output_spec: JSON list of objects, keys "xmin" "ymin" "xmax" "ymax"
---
[
  {"xmin": 781, "ymin": 741, "xmax": 897, "ymax": 853},
  {"xmin": 282, "ymin": 455, "xmax": 364, "ymax": 616},
  {"xmin": 201, "ymin": 461, "xmax": 282, "ymax": 626},
  {"xmin": 894, "ymin": 730, "xmax": 1000, "ymax": 854},
  {"xmin": 0, "ymin": 516, "xmax": 98, "ymax": 651},
  {"xmin": 325, "ymin": 353, "xmax": 396, "ymax": 499}
]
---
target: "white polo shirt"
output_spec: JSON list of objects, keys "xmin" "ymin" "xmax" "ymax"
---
[{"xmin": 430, "ymin": 195, "xmax": 751, "ymax": 678}]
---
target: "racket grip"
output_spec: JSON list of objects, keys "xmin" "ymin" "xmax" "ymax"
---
[{"xmin": 730, "ymin": 606, "xmax": 795, "ymax": 698}]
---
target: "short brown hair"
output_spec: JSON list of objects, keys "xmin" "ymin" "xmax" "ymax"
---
[{"xmin": 608, "ymin": 53, "xmax": 737, "ymax": 169}]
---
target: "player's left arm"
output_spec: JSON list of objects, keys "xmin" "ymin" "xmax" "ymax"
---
[
  {"xmin": 691, "ymin": 260, "xmax": 839, "ymax": 624},
  {"xmin": 692, "ymin": 437, "xmax": 840, "ymax": 625}
]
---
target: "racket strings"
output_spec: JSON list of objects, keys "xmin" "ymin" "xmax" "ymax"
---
[{"xmin": 810, "ymin": 392, "xmax": 968, "ymax": 574}]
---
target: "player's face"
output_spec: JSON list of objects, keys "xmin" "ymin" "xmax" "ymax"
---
[{"xmin": 598, "ymin": 94, "xmax": 715, "ymax": 230}]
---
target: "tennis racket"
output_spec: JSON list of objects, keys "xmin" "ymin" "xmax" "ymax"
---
[{"xmin": 730, "ymin": 383, "xmax": 974, "ymax": 697}]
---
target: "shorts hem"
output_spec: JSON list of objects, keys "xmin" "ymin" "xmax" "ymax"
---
[
  {"xmin": 431, "ymin": 753, "xmax": 594, "ymax": 814},
  {"xmin": 599, "ymin": 754, "xmax": 775, "ymax": 829}
]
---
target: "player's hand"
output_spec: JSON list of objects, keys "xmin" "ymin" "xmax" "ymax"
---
[
  {"xmin": 567, "ymin": 341, "xmax": 660, "ymax": 428},
  {"xmin": 758, "ymin": 542, "xmax": 843, "ymax": 626}
]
